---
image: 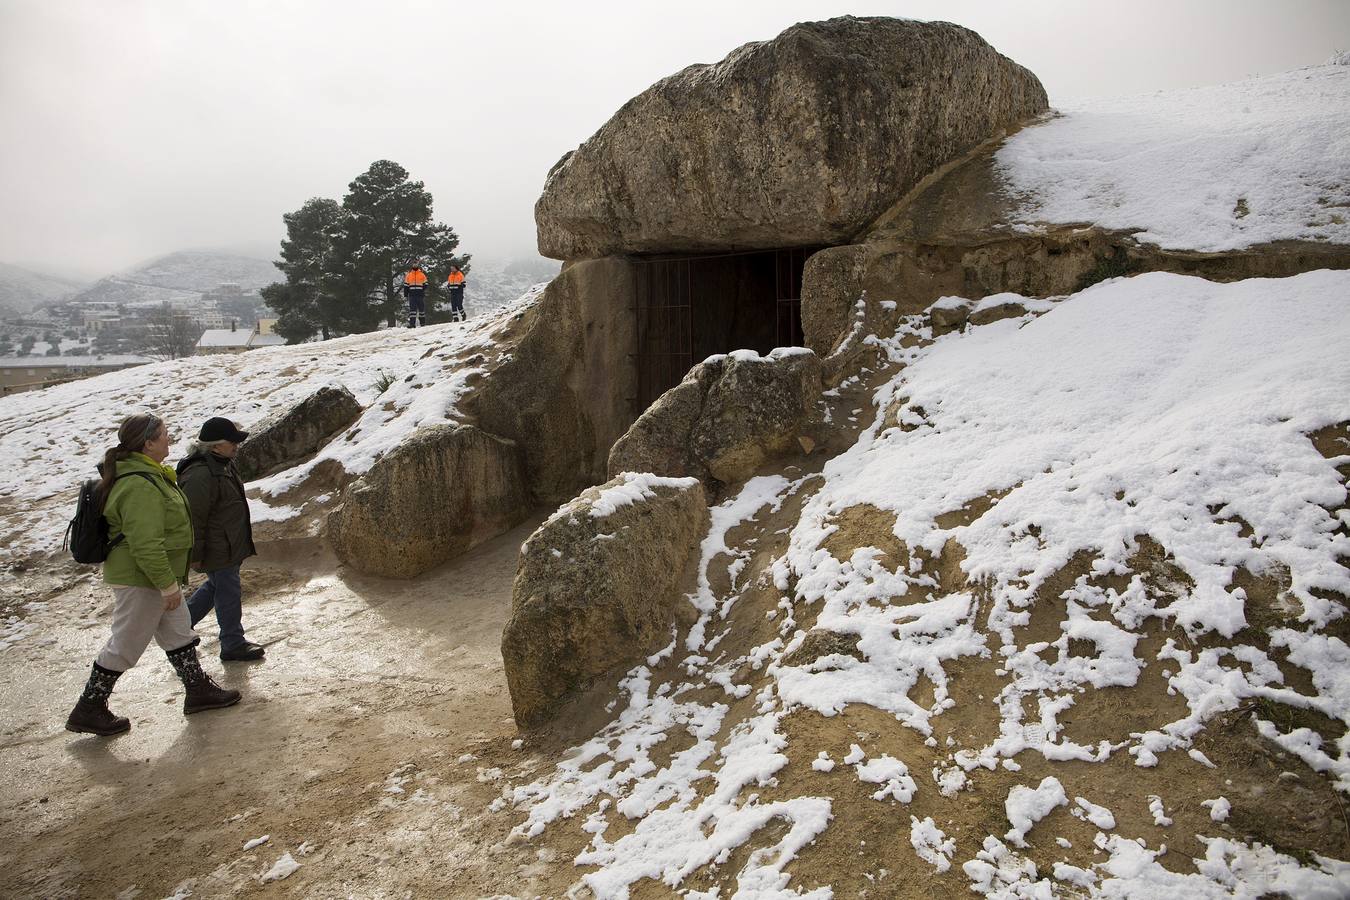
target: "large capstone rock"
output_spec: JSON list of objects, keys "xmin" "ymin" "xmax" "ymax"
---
[
  {"xmin": 328, "ymin": 423, "xmax": 528, "ymax": 578},
  {"xmin": 608, "ymin": 348, "xmax": 822, "ymax": 488},
  {"xmin": 235, "ymin": 384, "xmax": 362, "ymax": 482},
  {"xmin": 536, "ymin": 16, "xmax": 1047, "ymax": 259},
  {"xmin": 502, "ymin": 473, "xmax": 708, "ymax": 729}
]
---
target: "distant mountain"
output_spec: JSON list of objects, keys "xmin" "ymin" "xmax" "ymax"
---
[
  {"xmin": 468, "ymin": 256, "xmax": 561, "ymax": 311},
  {"xmin": 19, "ymin": 248, "xmax": 557, "ymax": 317},
  {"xmin": 67, "ymin": 250, "xmax": 279, "ymax": 308},
  {"xmin": 0, "ymin": 263, "xmax": 87, "ymax": 317}
]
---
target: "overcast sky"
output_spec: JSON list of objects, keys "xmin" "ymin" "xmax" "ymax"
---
[{"xmin": 1, "ymin": 0, "xmax": 1347, "ymax": 279}]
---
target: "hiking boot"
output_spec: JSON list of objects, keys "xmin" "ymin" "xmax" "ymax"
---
[
  {"xmin": 166, "ymin": 639, "xmax": 241, "ymax": 715},
  {"xmin": 66, "ymin": 661, "xmax": 130, "ymax": 736},
  {"xmin": 220, "ymin": 641, "xmax": 265, "ymax": 662},
  {"xmin": 65, "ymin": 697, "xmax": 130, "ymax": 736},
  {"xmin": 183, "ymin": 675, "xmax": 242, "ymax": 715}
]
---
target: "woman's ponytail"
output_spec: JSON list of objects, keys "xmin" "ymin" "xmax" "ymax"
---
[{"xmin": 98, "ymin": 413, "xmax": 163, "ymax": 504}]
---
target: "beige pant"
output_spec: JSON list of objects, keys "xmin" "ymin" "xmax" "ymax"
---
[{"xmin": 96, "ymin": 585, "xmax": 196, "ymax": 671}]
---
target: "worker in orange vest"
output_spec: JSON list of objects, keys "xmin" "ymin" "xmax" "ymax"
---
[
  {"xmin": 402, "ymin": 264, "xmax": 428, "ymax": 327},
  {"xmin": 445, "ymin": 265, "xmax": 467, "ymax": 322}
]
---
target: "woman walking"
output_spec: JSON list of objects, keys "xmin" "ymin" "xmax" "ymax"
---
[{"xmin": 65, "ymin": 413, "xmax": 240, "ymax": 736}]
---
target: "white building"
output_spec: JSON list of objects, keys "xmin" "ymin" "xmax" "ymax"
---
[
  {"xmin": 0, "ymin": 354, "xmax": 153, "ymax": 396},
  {"xmin": 195, "ymin": 320, "xmax": 286, "ymax": 354}
]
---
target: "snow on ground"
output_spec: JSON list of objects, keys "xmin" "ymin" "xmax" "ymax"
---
[
  {"xmin": 998, "ymin": 59, "xmax": 1350, "ymax": 251},
  {"xmin": 0, "ymin": 286, "xmax": 544, "ymax": 560},
  {"xmin": 785, "ymin": 270, "xmax": 1349, "ymax": 780},
  {"xmin": 510, "ymin": 269, "xmax": 1350, "ymax": 897}
]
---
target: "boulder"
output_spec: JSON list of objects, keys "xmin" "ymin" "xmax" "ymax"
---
[
  {"xmin": 801, "ymin": 245, "xmax": 868, "ymax": 358},
  {"xmin": 235, "ymin": 385, "xmax": 362, "ymax": 482},
  {"xmin": 502, "ymin": 473, "xmax": 709, "ymax": 728},
  {"xmin": 608, "ymin": 348, "xmax": 822, "ymax": 488},
  {"xmin": 930, "ymin": 297, "xmax": 973, "ymax": 332},
  {"xmin": 328, "ymin": 423, "xmax": 528, "ymax": 578},
  {"xmin": 781, "ymin": 629, "xmax": 864, "ymax": 667},
  {"xmin": 969, "ymin": 295, "xmax": 1029, "ymax": 325},
  {"xmin": 536, "ymin": 16, "xmax": 1048, "ymax": 259}
]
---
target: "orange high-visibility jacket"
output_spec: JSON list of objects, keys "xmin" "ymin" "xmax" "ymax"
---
[
  {"xmin": 445, "ymin": 270, "xmax": 465, "ymax": 287},
  {"xmin": 405, "ymin": 268, "xmax": 428, "ymax": 287}
]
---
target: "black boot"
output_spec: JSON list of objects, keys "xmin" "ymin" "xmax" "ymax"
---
[
  {"xmin": 220, "ymin": 640, "xmax": 265, "ymax": 662},
  {"xmin": 166, "ymin": 639, "xmax": 241, "ymax": 715},
  {"xmin": 65, "ymin": 662, "xmax": 130, "ymax": 736}
]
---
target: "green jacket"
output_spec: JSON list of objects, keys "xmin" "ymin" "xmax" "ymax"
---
[
  {"xmin": 177, "ymin": 449, "xmax": 256, "ymax": 572},
  {"xmin": 102, "ymin": 453, "xmax": 193, "ymax": 591}
]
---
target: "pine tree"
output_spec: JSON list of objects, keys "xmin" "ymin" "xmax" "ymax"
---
[
  {"xmin": 336, "ymin": 160, "xmax": 468, "ymax": 327},
  {"xmin": 262, "ymin": 197, "xmax": 344, "ymax": 341},
  {"xmin": 264, "ymin": 162, "xmax": 467, "ymax": 340}
]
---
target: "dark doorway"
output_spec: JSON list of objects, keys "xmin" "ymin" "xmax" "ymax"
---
[{"xmin": 632, "ymin": 246, "xmax": 820, "ymax": 410}]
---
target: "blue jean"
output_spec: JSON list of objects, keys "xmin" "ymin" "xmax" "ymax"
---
[{"xmin": 188, "ymin": 565, "xmax": 246, "ymax": 651}]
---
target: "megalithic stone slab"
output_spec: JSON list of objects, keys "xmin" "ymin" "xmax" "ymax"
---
[
  {"xmin": 535, "ymin": 16, "xmax": 1047, "ymax": 260},
  {"xmin": 501, "ymin": 474, "xmax": 708, "ymax": 729}
]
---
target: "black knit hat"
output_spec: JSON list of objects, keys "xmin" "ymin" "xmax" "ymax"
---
[{"xmin": 199, "ymin": 417, "xmax": 249, "ymax": 443}]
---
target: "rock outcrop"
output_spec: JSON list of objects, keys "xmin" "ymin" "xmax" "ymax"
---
[
  {"xmin": 235, "ymin": 385, "xmax": 362, "ymax": 482},
  {"xmin": 800, "ymin": 246, "xmax": 868, "ymax": 358},
  {"xmin": 929, "ymin": 297, "xmax": 972, "ymax": 332},
  {"xmin": 536, "ymin": 16, "xmax": 1048, "ymax": 259},
  {"xmin": 968, "ymin": 295, "xmax": 1030, "ymax": 325},
  {"xmin": 501, "ymin": 474, "xmax": 708, "ymax": 729},
  {"xmin": 329, "ymin": 423, "xmax": 528, "ymax": 578},
  {"xmin": 608, "ymin": 348, "xmax": 822, "ymax": 488}
]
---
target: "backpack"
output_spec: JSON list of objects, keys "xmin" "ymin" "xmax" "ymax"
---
[{"xmin": 63, "ymin": 471, "xmax": 157, "ymax": 564}]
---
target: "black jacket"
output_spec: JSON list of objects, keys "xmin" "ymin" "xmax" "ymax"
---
[{"xmin": 177, "ymin": 450, "xmax": 256, "ymax": 572}]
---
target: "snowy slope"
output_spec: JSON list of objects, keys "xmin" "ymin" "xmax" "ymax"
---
[
  {"xmin": 0, "ymin": 262, "xmax": 86, "ymax": 316},
  {"xmin": 511, "ymin": 270, "xmax": 1350, "ymax": 897},
  {"xmin": 0, "ymin": 286, "xmax": 544, "ymax": 561},
  {"xmin": 66, "ymin": 250, "xmax": 278, "ymax": 308},
  {"xmin": 997, "ymin": 59, "xmax": 1350, "ymax": 251},
  {"xmin": 508, "ymin": 63, "xmax": 1350, "ymax": 890},
  {"xmin": 468, "ymin": 257, "xmax": 562, "ymax": 312}
]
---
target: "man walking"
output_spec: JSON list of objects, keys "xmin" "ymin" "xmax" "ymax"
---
[
  {"xmin": 403, "ymin": 263, "xmax": 429, "ymax": 327},
  {"xmin": 445, "ymin": 264, "xmax": 467, "ymax": 322},
  {"xmin": 179, "ymin": 417, "xmax": 264, "ymax": 661}
]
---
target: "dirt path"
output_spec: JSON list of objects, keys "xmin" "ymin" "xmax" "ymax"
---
[{"xmin": 0, "ymin": 515, "xmax": 574, "ymax": 899}]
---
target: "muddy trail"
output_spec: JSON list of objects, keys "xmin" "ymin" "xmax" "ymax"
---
[{"xmin": 0, "ymin": 514, "xmax": 589, "ymax": 899}]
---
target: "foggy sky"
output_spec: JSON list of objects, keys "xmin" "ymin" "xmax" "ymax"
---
[{"xmin": 1, "ymin": 0, "xmax": 1347, "ymax": 280}]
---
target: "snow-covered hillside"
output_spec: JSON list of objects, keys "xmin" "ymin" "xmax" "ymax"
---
[
  {"xmin": 511, "ymin": 270, "xmax": 1350, "ymax": 898},
  {"xmin": 0, "ymin": 287, "xmax": 543, "ymax": 561},
  {"xmin": 0, "ymin": 262, "xmax": 86, "ymax": 316},
  {"xmin": 66, "ymin": 250, "xmax": 278, "ymax": 308},
  {"xmin": 498, "ymin": 61, "xmax": 1350, "ymax": 897},
  {"xmin": 998, "ymin": 58, "xmax": 1350, "ymax": 251},
  {"xmin": 466, "ymin": 257, "xmax": 562, "ymax": 312}
]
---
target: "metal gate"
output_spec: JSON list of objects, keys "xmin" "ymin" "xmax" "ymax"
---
[
  {"xmin": 632, "ymin": 247, "xmax": 818, "ymax": 411},
  {"xmin": 633, "ymin": 257, "xmax": 694, "ymax": 412},
  {"xmin": 774, "ymin": 246, "xmax": 812, "ymax": 349}
]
